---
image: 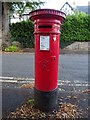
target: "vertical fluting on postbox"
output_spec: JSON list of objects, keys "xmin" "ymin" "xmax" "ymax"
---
[{"xmin": 29, "ymin": 9, "xmax": 66, "ymax": 112}]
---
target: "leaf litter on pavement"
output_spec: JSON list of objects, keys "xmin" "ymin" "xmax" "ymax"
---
[
  {"xmin": 21, "ymin": 83, "xmax": 34, "ymax": 89},
  {"xmin": 3, "ymin": 83, "xmax": 89, "ymax": 119},
  {"xmin": 6, "ymin": 101, "xmax": 84, "ymax": 119}
]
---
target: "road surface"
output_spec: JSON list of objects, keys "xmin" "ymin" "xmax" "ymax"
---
[{"xmin": 2, "ymin": 53, "xmax": 88, "ymax": 83}]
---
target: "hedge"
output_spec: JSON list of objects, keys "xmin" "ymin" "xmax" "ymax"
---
[
  {"xmin": 10, "ymin": 12, "xmax": 90, "ymax": 48},
  {"xmin": 10, "ymin": 20, "xmax": 34, "ymax": 48},
  {"xmin": 60, "ymin": 12, "xmax": 90, "ymax": 42}
]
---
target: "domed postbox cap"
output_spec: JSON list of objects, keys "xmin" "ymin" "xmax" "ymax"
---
[{"xmin": 29, "ymin": 9, "xmax": 66, "ymax": 22}]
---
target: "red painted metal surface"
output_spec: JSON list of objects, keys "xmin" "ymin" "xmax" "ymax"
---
[{"xmin": 29, "ymin": 9, "xmax": 66, "ymax": 92}]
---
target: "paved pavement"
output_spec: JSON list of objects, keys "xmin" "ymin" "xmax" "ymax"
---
[
  {"xmin": 2, "ymin": 53, "xmax": 88, "ymax": 83},
  {"xmin": 2, "ymin": 82, "xmax": 90, "ymax": 119},
  {"xmin": 1, "ymin": 53, "xmax": 89, "ymax": 119}
]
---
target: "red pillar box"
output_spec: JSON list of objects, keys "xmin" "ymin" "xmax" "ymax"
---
[{"xmin": 29, "ymin": 9, "xmax": 66, "ymax": 111}]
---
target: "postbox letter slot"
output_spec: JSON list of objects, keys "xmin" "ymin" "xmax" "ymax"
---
[{"xmin": 38, "ymin": 25, "xmax": 52, "ymax": 29}]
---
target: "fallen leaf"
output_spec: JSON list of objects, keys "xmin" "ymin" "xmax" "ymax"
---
[
  {"xmin": 21, "ymin": 83, "xmax": 34, "ymax": 89},
  {"xmin": 82, "ymin": 89, "xmax": 90, "ymax": 94}
]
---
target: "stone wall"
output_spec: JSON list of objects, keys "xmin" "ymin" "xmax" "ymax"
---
[{"xmin": 63, "ymin": 42, "xmax": 88, "ymax": 51}]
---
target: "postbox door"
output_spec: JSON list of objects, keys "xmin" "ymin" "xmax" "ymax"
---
[{"xmin": 35, "ymin": 33, "xmax": 60, "ymax": 91}]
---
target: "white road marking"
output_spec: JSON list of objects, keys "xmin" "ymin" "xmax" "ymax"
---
[
  {"xmin": 0, "ymin": 80, "xmax": 18, "ymax": 83},
  {"xmin": 0, "ymin": 77, "xmax": 89, "ymax": 86}
]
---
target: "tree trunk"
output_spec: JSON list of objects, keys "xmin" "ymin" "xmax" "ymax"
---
[
  {"xmin": 0, "ymin": 2, "xmax": 2, "ymax": 49},
  {"xmin": 2, "ymin": 2, "xmax": 10, "ymax": 45}
]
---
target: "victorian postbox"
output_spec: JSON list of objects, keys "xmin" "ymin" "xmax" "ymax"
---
[{"xmin": 29, "ymin": 9, "xmax": 66, "ymax": 111}]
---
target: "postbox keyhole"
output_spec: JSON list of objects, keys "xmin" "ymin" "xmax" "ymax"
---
[{"xmin": 54, "ymin": 57, "xmax": 56, "ymax": 60}]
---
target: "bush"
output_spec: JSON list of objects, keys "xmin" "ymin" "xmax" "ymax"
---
[
  {"xmin": 5, "ymin": 45, "xmax": 19, "ymax": 52},
  {"xmin": 60, "ymin": 12, "xmax": 90, "ymax": 42},
  {"xmin": 10, "ymin": 12, "xmax": 90, "ymax": 48},
  {"xmin": 10, "ymin": 20, "xmax": 34, "ymax": 48}
]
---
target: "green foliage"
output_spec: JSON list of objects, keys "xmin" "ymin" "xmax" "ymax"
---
[
  {"xmin": 10, "ymin": 12, "xmax": 90, "ymax": 48},
  {"xmin": 10, "ymin": 2, "xmax": 24, "ymax": 14},
  {"xmin": 5, "ymin": 45, "xmax": 19, "ymax": 52},
  {"xmin": 10, "ymin": 20, "xmax": 34, "ymax": 48},
  {"xmin": 9, "ymin": 1, "xmax": 44, "ymax": 15},
  {"xmin": 60, "ymin": 12, "xmax": 90, "ymax": 42},
  {"xmin": 27, "ymin": 99, "xmax": 34, "ymax": 105}
]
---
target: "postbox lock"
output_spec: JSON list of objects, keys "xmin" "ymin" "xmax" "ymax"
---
[{"xmin": 53, "ymin": 37, "xmax": 56, "ymax": 41}]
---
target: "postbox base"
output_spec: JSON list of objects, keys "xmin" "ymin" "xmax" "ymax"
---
[{"xmin": 34, "ymin": 87, "xmax": 58, "ymax": 112}]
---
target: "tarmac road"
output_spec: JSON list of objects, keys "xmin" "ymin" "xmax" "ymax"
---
[{"xmin": 2, "ymin": 53, "xmax": 88, "ymax": 83}]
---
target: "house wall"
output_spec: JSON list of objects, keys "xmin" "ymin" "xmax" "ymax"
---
[{"xmin": 61, "ymin": 4, "xmax": 74, "ymax": 15}]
